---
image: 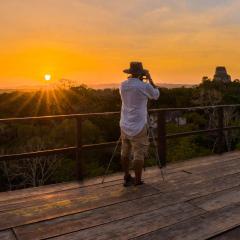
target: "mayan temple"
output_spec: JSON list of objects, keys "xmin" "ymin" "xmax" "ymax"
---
[{"xmin": 213, "ymin": 66, "xmax": 231, "ymax": 83}]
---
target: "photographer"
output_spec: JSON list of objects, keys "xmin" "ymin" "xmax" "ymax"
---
[{"xmin": 120, "ymin": 62, "xmax": 160, "ymax": 186}]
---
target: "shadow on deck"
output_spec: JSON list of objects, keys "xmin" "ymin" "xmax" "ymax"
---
[{"xmin": 1, "ymin": 151, "xmax": 240, "ymax": 240}]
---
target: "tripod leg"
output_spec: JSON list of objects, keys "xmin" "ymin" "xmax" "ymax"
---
[
  {"xmin": 160, "ymin": 167, "xmax": 165, "ymax": 182},
  {"xmin": 148, "ymin": 123, "xmax": 165, "ymax": 182},
  {"xmin": 149, "ymin": 126, "xmax": 161, "ymax": 167},
  {"xmin": 101, "ymin": 137, "xmax": 121, "ymax": 184}
]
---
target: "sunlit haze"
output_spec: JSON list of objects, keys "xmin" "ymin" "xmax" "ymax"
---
[{"xmin": 1, "ymin": 0, "xmax": 240, "ymax": 88}]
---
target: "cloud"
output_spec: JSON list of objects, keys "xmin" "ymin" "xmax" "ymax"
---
[
  {"xmin": 1, "ymin": 0, "xmax": 240, "ymax": 86},
  {"xmin": 1, "ymin": 0, "xmax": 240, "ymax": 37}
]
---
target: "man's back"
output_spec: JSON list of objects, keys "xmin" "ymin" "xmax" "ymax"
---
[{"xmin": 120, "ymin": 78, "xmax": 159, "ymax": 136}]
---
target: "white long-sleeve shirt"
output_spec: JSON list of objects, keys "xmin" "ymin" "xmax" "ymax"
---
[{"xmin": 120, "ymin": 78, "xmax": 160, "ymax": 136}]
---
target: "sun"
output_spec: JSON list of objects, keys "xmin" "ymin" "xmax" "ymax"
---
[{"xmin": 44, "ymin": 74, "xmax": 51, "ymax": 81}]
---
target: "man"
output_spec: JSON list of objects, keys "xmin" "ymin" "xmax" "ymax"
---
[{"xmin": 120, "ymin": 62, "xmax": 160, "ymax": 187}]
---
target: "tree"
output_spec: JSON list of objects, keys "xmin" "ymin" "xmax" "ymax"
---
[{"xmin": 0, "ymin": 138, "xmax": 63, "ymax": 189}]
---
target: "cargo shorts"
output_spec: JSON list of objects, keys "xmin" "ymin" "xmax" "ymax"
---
[{"xmin": 121, "ymin": 125, "xmax": 149, "ymax": 163}]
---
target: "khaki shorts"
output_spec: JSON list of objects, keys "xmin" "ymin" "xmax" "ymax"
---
[{"xmin": 121, "ymin": 126, "xmax": 149, "ymax": 163}]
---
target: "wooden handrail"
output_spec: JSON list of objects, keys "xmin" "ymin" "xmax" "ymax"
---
[
  {"xmin": 0, "ymin": 104, "xmax": 240, "ymax": 123},
  {"xmin": 1, "ymin": 105, "xmax": 240, "ymax": 180},
  {"xmin": 0, "ymin": 111, "xmax": 120, "ymax": 123}
]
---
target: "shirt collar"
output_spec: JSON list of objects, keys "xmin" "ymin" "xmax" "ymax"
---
[{"xmin": 128, "ymin": 78, "xmax": 141, "ymax": 82}]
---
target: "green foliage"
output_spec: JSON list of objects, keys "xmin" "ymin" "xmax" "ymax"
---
[
  {"xmin": 236, "ymin": 142, "xmax": 240, "ymax": 150},
  {"xmin": 53, "ymin": 158, "xmax": 76, "ymax": 182},
  {"xmin": 167, "ymin": 137, "xmax": 211, "ymax": 163},
  {"xmin": 1, "ymin": 81, "xmax": 240, "ymax": 191}
]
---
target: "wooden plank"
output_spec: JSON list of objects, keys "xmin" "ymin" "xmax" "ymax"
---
[
  {"xmin": 165, "ymin": 151, "xmax": 240, "ymax": 172},
  {"xmin": 0, "ymin": 153, "xmax": 239, "ymax": 239},
  {"xmin": 0, "ymin": 166, "xmax": 163, "ymax": 204},
  {"xmin": 162, "ymin": 157, "xmax": 240, "ymax": 183},
  {"xmin": 47, "ymin": 203, "xmax": 204, "ymax": 240},
  {"xmin": 149, "ymin": 172, "xmax": 204, "ymax": 190},
  {"xmin": 0, "ymin": 169, "xmax": 188, "ymax": 213},
  {"xmin": 0, "ymin": 168, "xmax": 140, "ymax": 203},
  {"xmin": 0, "ymin": 184, "xmax": 158, "ymax": 230},
  {"xmin": 0, "ymin": 173, "xmax": 124, "ymax": 203},
  {"xmin": 17, "ymin": 171, "xmax": 240, "ymax": 240},
  {"xmin": 150, "ymin": 173, "xmax": 240, "ymax": 211},
  {"xmin": 152, "ymin": 156, "xmax": 240, "ymax": 194},
  {"xmin": 189, "ymin": 185, "xmax": 240, "ymax": 211},
  {"xmin": 186, "ymin": 158, "xmax": 240, "ymax": 177},
  {"xmin": 0, "ymin": 182, "xmax": 81, "ymax": 204},
  {"xmin": 135, "ymin": 204, "xmax": 240, "ymax": 240},
  {"xmin": 145, "ymin": 152, "xmax": 240, "ymax": 177},
  {"xmin": 209, "ymin": 226, "xmax": 240, "ymax": 240},
  {"xmin": 7, "ymin": 166, "xmax": 240, "ymax": 234},
  {"xmin": 0, "ymin": 230, "xmax": 16, "ymax": 240},
  {"xmin": 177, "ymin": 173, "xmax": 240, "ymax": 199},
  {"xmin": 0, "ymin": 183, "xmax": 115, "ymax": 212},
  {"xmin": 14, "ymin": 191, "xmax": 191, "ymax": 240},
  {"xmin": 152, "ymin": 170, "xmax": 240, "ymax": 197}
]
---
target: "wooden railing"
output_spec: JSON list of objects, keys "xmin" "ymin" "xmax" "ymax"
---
[{"xmin": 0, "ymin": 105, "xmax": 240, "ymax": 180}]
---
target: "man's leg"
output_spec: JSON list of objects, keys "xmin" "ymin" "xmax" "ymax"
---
[
  {"xmin": 132, "ymin": 126, "xmax": 149, "ymax": 185},
  {"xmin": 133, "ymin": 158, "xmax": 144, "ymax": 184},
  {"xmin": 121, "ymin": 155, "xmax": 130, "ymax": 178},
  {"xmin": 121, "ymin": 133, "xmax": 133, "ymax": 185}
]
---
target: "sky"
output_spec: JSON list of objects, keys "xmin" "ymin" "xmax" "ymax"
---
[{"xmin": 1, "ymin": 0, "xmax": 240, "ymax": 88}]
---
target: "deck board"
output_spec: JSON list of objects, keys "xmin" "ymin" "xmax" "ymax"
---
[
  {"xmin": 0, "ymin": 184, "xmax": 158, "ymax": 230},
  {"xmin": 135, "ymin": 204, "xmax": 240, "ymax": 240},
  {"xmin": 0, "ymin": 151, "xmax": 240, "ymax": 240},
  {"xmin": 14, "ymin": 192, "xmax": 188, "ymax": 240},
  {"xmin": 48, "ymin": 203, "xmax": 204, "ymax": 240},
  {"xmin": 189, "ymin": 185, "xmax": 240, "ymax": 211},
  {"xmin": 152, "ymin": 170, "xmax": 240, "ymax": 198},
  {"xmin": 15, "ymin": 172, "xmax": 240, "ymax": 239},
  {"xmin": 0, "ymin": 231, "xmax": 16, "ymax": 240},
  {"xmin": 209, "ymin": 226, "xmax": 240, "ymax": 239},
  {"xmin": 0, "ymin": 183, "xmax": 157, "ymax": 212}
]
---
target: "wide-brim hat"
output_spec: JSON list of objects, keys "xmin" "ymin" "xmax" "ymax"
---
[{"xmin": 123, "ymin": 62, "xmax": 148, "ymax": 76}]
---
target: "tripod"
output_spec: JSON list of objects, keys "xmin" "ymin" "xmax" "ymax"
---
[
  {"xmin": 101, "ymin": 114, "xmax": 165, "ymax": 184},
  {"xmin": 101, "ymin": 137, "xmax": 121, "ymax": 184},
  {"xmin": 147, "ymin": 114, "xmax": 165, "ymax": 182}
]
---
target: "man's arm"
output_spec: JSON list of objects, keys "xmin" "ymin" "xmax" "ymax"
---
[
  {"xmin": 145, "ymin": 71, "xmax": 158, "ymax": 88},
  {"xmin": 144, "ymin": 71, "xmax": 160, "ymax": 100}
]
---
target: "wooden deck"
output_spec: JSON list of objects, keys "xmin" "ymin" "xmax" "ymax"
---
[{"xmin": 1, "ymin": 152, "xmax": 240, "ymax": 239}]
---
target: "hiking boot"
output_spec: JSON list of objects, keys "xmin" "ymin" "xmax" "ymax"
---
[
  {"xmin": 123, "ymin": 174, "xmax": 135, "ymax": 187},
  {"xmin": 134, "ymin": 180, "xmax": 144, "ymax": 186}
]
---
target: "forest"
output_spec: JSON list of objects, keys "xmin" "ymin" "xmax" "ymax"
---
[{"xmin": 1, "ymin": 78, "xmax": 240, "ymax": 191}]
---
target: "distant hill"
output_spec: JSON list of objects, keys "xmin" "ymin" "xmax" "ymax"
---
[
  {"xmin": 157, "ymin": 83, "xmax": 195, "ymax": 89},
  {"xmin": 0, "ymin": 83, "xmax": 195, "ymax": 93},
  {"xmin": 0, "ymin": 88, "xmax": 39, "ymax": 93},
  {"xmin": 0, "ymin": 89, "xmax": 13, "ymax": 93},
  {"xmin": 89, "ymin": 83, "xmax": 196, "ymax": 89}
]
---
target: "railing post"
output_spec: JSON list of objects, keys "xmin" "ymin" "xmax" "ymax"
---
[
  {"xmin": 216, "ymin": 107, "xmax": 225, "ymax": 154},
  {"xmin": 157, "ymin": 110, "xmax": 166, "ymax": 167},
  {"xmin": 76, "ymin": 117, "xmax": 83, "ymax": 181}
]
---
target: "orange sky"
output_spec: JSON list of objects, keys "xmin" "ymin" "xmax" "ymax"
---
[{"xmin": 1, "ymin": 0, "xmax": 240, "ymax": 88}]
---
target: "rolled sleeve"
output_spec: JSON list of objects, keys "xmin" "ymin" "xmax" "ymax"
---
[{"xmin": 145, "ymin": 84, "xmax": 160, "ymax": 100}]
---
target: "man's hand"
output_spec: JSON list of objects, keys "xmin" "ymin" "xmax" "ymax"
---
[{"xmin": 145, "ymin": 71, "xmax": 157, "ymax": 88}]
